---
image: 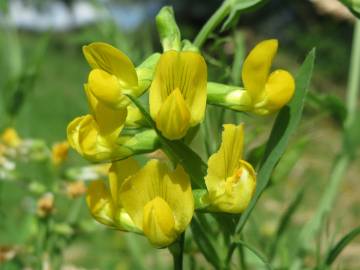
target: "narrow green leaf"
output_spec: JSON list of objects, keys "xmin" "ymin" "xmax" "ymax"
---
[
  {"xmin": 234, "ymin": 240, "xmax": 272, "ymax": 270},
  {"xmin": 325, "ymin": 226, "xmax": 360, "ymax": 265},
  {"xmin": 191, "ymin": 215, "xmax": 223, "ymax": 269},
  {"xmin": 227, "ymin": 49, "xmax": 316, "ymax": 262}
]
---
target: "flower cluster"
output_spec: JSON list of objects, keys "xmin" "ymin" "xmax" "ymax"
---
[{"xmin": 67, "ymin": 7, "xmax": 295, "ymax": 247}]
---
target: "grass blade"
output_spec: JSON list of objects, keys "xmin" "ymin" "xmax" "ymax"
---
[{"xmin": 325, "ymin": 226, "xmax": 360, "ymax": 265}]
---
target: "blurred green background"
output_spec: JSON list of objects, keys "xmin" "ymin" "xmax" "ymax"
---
[{"xmin": 0, "ymin": 0, "xmax": 359, "ymax": 269}]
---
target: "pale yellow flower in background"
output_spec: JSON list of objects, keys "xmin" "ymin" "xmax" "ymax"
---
[
  {"xmin": 83, "ymin": 42, "xmax": 140, "ymax": 109},
  {"xmin": 51, "ymin": 141, "xmax": 69, "ymax": 166},
  {"xmin": 1, "ymin": 128, "xmax": 21, "ymax": 147},
  {"xmin": 66, "ymin": 180, "xmax": 87, "ymax": 199},
  {"xmin": 242, "ymin": 39, "xmax": 295, "ymax": 115},
  {"xmin": 149, "ymin": 50, "xmax": 207, "ymax": 140},
  {"xmin": 205, "ymin": 124, "xmax": 256, "ymax": 214},
  {"xmin": 120, "ymin": 159, "xmax": 194, "ymax": 247}
]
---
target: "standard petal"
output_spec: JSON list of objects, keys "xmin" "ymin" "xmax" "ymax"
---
[
  {"xmin": 156, "ymin": 88, "xmax": 191, "ymax": 140},
  {"xmin": 242, "ymin": 39, "xmax": 278, "ymax": 100},
  {"xmin": 83, "ymin": 42, "xmax": 138, "ymax": 87},
  {"xmin": 119, "ymin": 160, "xmax": 165, "ymax": 229},
  {"xmin": 149, "ymin": 50, "xmax": 207, "ymax": 125},
  {"xmin": 143, "ymin": 197, "xmax": 177, "ymax": 247},
  {"xmin": 109, "ymin": 158, "xmax": 141, "ymax": 206},
  {"xmin": 259, "ymin": 69, "xmax": 295, "ymax": 114},
  {"xmin": 205, "ymin": 124, "xmax": 245, "ymax": 192}
]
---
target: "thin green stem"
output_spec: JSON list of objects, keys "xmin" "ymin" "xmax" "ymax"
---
[
  {"xmin": 170, "ymin": 233, "xmax": 185, "ymax": 270},
  {"xmin": 193, "ymin": 1, "xmax": 231, "ymax": 48},
  {"xmin": 345, "ymin": 19, "xmax": 360, "ymax": 128}
]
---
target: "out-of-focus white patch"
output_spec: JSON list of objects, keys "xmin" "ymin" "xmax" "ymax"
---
[{"xmin": 3, "ymin": 0, "xmax": 106, "ymax": 31}]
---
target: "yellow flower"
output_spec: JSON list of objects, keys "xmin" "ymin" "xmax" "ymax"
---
[
  {"xmin": 83, "ymin": 42, "xmax": 140, "ymax": 109},
  {"xmin": 86, "ymin": 158, "xmax": 140, "ymax": 231},
  {"xmin": 1, "ymin": 128, "xmax": 21, "ymax": 147},
  {"xmin": 120, "ymin": 159, "xmax": 194, "ymax": 247},
  {"xmin": 149, "ymin": 51, "xmax": 207, "ymax": 140},
  {"xmin": 205, "ymin": 124, "xmax": 256, "ymax": 214},
  {"xmin": 51, "ymin": 141, "xmax": 69, "ymax": 166},
  {"xmin": 67, "ymin": 83, "xmax": 129, "ymax": 161},
  {"xmin": 242, "ymin": 39, "xmax": 295, "ymax": 115}
]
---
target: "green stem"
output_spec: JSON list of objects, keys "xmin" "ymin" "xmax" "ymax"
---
[
  {"xmin": 170, "ymin": 233, "xmax": 185, "ymax": 270},
  {"xmin": 193, "ymin": 1, "xmax": 231, "ymax": 48}
]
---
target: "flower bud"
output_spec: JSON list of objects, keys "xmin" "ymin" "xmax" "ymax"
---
[{"xmin": 156, "ymin": 6, "xmax": 181, "ymax": 51}]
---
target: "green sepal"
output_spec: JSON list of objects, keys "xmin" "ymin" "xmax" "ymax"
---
[
  {"xmin": 207, "ymin": 82, "xmax": 252, "ymax": 111},
  {"xmin": 193, "ymin": 189, "xmax": 210, "ymax": 210},
  {"xmin": 136, "ymin": 53, "xmax": 161, "ymax": 94},
  {"xmin": 181, "ymin": 40, "xmax": 199, "ymax": 52}
]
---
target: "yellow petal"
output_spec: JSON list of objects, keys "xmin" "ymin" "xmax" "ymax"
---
[
  {"xmin": 67, "ymin": 116, "xmax": 87, "ymax": 155},
  {"xmin": 208, "ymin": 160, "xmax": 256, "ymax": 214},
  {"xmin": 255, "ymin": 69, "xmax": 295, "ymax": 114},
  {"xmin": 143, "ymin": 196, "xmax": 177, "ymax": 247},
  {"xmin": 88, "ymin": 69, "xmax": 131, "ymax": 109},
  {"xmin": 119, "ymin": 160, "xmax": 165, "ymax": 229},
  {"xmin": 242, "ymin": 39, "xmax": 278, "ymax": 100},
  {"xmin": 109, "ymin": 158, "xmax": 140, "ymax": 206},
  {"xmin": 83, "ymin": 42, "xmax": 138, "ymax": 87},
  {"xmin": 163, "ymin": 164, "xmax": 194, "ymax": 232},
  {"xmin": 156, "ymin": 88, "xmax": 191, "ymax": 140},
  {"xmin": 120, "ymin": 159, "xmax": 194, "ymax": 245},
  {"xmin": 67, "ymin": 115, "xmax": 117, "ymax": 161},
  {"xmin": 86, "ymin": 180, "xmax": 114, "ymax": 226},
  {"xmin": 149, "ymin": 50, "xmax": 207, "ymax": 125},
  {"xmin": 125, "ymin": 105, "xmax": 145, "ymax": 127},
  {"xmin": 84, "ymin": 84, "xmax": 127, "ymax": 136},
  {"xmin": 205, "ymin": 124, "xmax": 244, "ymax": 191}
]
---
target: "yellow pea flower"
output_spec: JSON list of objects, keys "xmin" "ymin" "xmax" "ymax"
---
[
  {"xmin": 86, "ymin": 158, "xmax": 140, "ymax": 231},
  {"xmin": 242, "ymin": 39, "xmax": 295, "ymax": 115},
  {"xmin": 120, "ymin": 159, "xmax": 194, "ymax": 247},
  {"xmin": 205, "ymin": 124, "xmax": 256, "ymax": 214},
  {"xmin": 83, "ymin": 42, "xmax": 140, "ymax": 109},
  {"xmin": 51, "ymin": 141, "xmax": 69, "ymax": 166},
  {"xmin": 149, "ymin": 50, "xmax": 207, "ymax": 140}
]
